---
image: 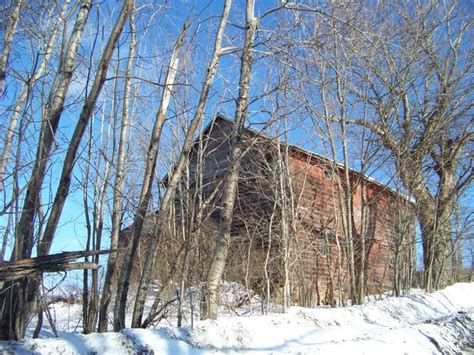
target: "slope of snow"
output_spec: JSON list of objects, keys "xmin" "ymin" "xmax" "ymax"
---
[{"xmin": 2, "ymin": 282, "xmax": 473, "ymax": 354}]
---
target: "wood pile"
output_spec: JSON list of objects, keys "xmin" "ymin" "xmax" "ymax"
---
[{"xmin": 0, "ymin": 250, "xmax": 109, "ymax": 281}]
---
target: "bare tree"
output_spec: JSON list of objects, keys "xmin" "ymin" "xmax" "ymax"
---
[
  {"xmin": 38, "ymin": 0, "xmax": 133, "ymax": 257},
  {"xmin": 113, "ymin": 21, "xmax": 186, "ymax": 331},
  {"xmin": 0, "ymin": 0, "xmax": 93, "ymax": 340},
  {"xmin": 0, "ymin": 1, "xmax": 73, "ymax": 189},
  {"xmin": 11, "ymin": 0, "xmax": 92, "ymax": 262},
  {"xmin": 82, "ymin": 107, "xmax": 113, "ymax": 334},
  {"xmin": 97, "ymin": 3, "xmax": 136, "ymax": 332},
  {"xmin": 130, "ymin": 0, "xmax": 233, "ymax": 327},
  {"xmin": 114, "ymin": 0, "xmax": 232, "ymax": 330},
  {"xmin": 202, "ymin": 0, "xmax": 257, "ymax": 321},
  {"xmin": 0, "ymin": 0, "xmax": 132, "ymax": 340},
  {"xmin": 264, "ymin": 1, "xmax": 421, "ymax": 305},
  {"xmin": 345, "ymin": 0, "xmax": 473, "ymax": 291},
  {"xmin": 0, "ymin": 0, "xmax": 22, "ymax": 94}
]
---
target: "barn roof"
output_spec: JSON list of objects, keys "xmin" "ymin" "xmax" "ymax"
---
[{"xmin": 164, "ymin": 113, "xmax": 414, "ymax": 203}]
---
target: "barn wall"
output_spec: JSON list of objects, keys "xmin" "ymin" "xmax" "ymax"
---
[
  {"xmin": 182, "ymin": 117, "xmax": 415, "ymax": 305},
  {"xmin": 286, "ymin": 151, "xmax": 415, "ymax": 306},
  {"xmin": 122, "ymin": 116, "xmax": 415, "ymax": 308}
]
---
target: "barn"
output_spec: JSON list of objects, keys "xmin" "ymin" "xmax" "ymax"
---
[
  {"xmin": 167, "ymin": 114, "xmax": 417, "ymax": 306},
  {"xmin": 123, "ymin": 114, "xmax": 416, "ymax": 307}
]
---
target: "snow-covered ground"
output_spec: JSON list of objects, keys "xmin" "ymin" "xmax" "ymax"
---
[{"xmin": 2, "ymin": 282, "xmax": 473, "ymax": 354}]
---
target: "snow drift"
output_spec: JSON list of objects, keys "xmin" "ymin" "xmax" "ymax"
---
[{"xmin": 2, "ymin": 282, "xmax": 473, "ymax": 354}]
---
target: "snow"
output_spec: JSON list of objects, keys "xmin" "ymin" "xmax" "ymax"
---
[{"xmin": 2, "ymin": 282, "xmax": 473, "ymax": 354}]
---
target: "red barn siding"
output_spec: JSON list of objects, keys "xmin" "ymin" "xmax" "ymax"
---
[{"xmin": 123, "ymin": 115, "xmax": 416, "ymax": 307}]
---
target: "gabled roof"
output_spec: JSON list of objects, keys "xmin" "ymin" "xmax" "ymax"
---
[{"xmin": 164, "ymin": 113, "xmax": 414, "ymax": 203}]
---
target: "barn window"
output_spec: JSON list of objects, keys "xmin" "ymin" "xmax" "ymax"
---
[
  {"xmin": 324, "ymin": 168, "xmax": 335, "ymax": 180},
  {"xmin": 265, "ymin": 152, "xmax": 273, "ymax": 164},
  {"xmin": 259, "ymin": 151, "xmax": 274, "ymax": 178}
]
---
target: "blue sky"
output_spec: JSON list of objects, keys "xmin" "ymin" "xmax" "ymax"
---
[{"xmin": 0, "ymin": 0, "xmax": 472, "ymax": 271}]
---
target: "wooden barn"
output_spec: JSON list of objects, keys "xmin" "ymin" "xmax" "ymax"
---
[
  {"xmin": 170, "ymin": 114, "xmax": 417, "ymax": 306},
  {"xmin": 123, "ymin": 114, "xmax": 416, "ymax": 307}
]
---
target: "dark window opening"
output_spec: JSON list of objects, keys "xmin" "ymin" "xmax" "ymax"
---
[{"xmin": 324, "ymin": 168, "xmax": 335, "ymax": 180}]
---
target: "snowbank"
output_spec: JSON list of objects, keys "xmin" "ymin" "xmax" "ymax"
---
[{"xmin": 2, "ymin": 282, "xmax": 473, "ymax": 354}]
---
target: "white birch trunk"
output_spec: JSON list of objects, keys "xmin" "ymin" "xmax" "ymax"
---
[
  {"xmin": 38, "ymin": 0, "xmax": 132, "ymax": 256},
  {"xmin": 129, "ymin": 0, "xmax": 233, "ymax": 328},
  {"xmin": 0, "ymin": 0, "xmax": 71, "ymax": 190},
  {"xmin": 0, "ymin": 0, "xmax": 22, "ymax": 94},
  {"xmin": 14, "ymin": 0, "xmax": 92, "ymax": 261},
  {"xmin": 0, "ymin": 0, "xmax": 92, "ymax": 341},
  {"xmin": 113, "ymin": 22, "xmax": 185, "ymax": 331},
  {"xmin": 97, "ymin": 4, "xmax": 136, "ymax": 332},
  {"xmin": 203, "ymin": 0, "xmax": 257, "ymax": 321}
]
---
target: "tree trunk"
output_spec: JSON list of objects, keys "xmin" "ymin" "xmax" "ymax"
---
[
  {"xmin": 336, "ymin": 68, "xmax": 357, "ymax": 305},
  {"xmin": 0, "ymin": 0, "xmax": 92, "ymax": 340},
  {"xmin": 399, "ymin": 159, "xmax": 458, "ymax": 292},
  {"xmin": 0, "ymin": 0, "xmax": 22, "ymax": 94},
  {"xmin": 130, "ymin": 0, "xmax": 232, "ymax": 328},
  {"xmin": 202, "ymin": 0, "xmax": 257, "ymax": 321},
  {"xmin": 113, "ymin": 22, "xmax": 185, "ymax": 331},
  {"xmin": 356, "ymin": 179, "xmax": 367, "ymax": 304},
  {"xmin": 419, "ymin": 201, "xmax": 454, "ymax": 292},
  {"xmin": 0, "ymin": 0, "xmax": 71, "ymax": 189},
  {"xmin": 97, "ymin": 3, "xmax": 136, "ymax": 332},
  {"xmin": 13, "ymin": 0, "xmax": 92, "ymax": 260},
  {"xmin": 42, "ymin": 0, "xmax": 129, "ymax": 334},
  {"xmin": 38, "ymin": 0, "xmax": 132, "ymax": 257},
  {"xmin": 84, "ymin": 110, "xmax": 114, "ymax": 333},
  {"xmin": 282, "ymin": 117, "xmax": 297, "ymax": 312}
]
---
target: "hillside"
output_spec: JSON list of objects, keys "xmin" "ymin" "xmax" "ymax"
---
[{"xmin": 2, "ymin": 282, "xmax": 473, "ymax": 354}]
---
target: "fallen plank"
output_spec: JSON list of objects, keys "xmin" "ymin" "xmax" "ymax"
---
[{"xmin": 0, "ymin": 250, "xmax": 110, "ymax": 281}]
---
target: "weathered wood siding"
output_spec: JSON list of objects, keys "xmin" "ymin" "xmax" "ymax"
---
[
  {"xmin": 190, "ymin": 117, "xmax": 415, "ymax": 306},
  {"xmin": 286, "ymin": 149, "xmax": 414, "ymax": 305},
  {"xmin": 122, "ymin": 115, "xmax": 415, "ymax": 306}
]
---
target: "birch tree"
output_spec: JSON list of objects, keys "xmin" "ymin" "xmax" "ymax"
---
[
  {"xmin": 130, "ymin": 0, "xmax": 233, "ymax": 328},
  {"xmin": 202, "ymin": 0, "xmax": 257, "ymax": 321},
  {"xmin": 0, "ymin": 0, "xmax": 93, "ymax": 340},
  {"xmin": 113, "ymin": 22, "xmax": 187, "ymax": 331},
  {"xmin": 345, "ymin": 0, "xmax": 473, "ymax": 291},
  {"xmin": 37, "ymin": 0, "xmax": 133, "ymax": 257},
  {"xmin": 11, "ymin": 0, "xmax": 92, "ymax": 262},
  {"xmin": 82, "ymin": 107, "xmax": 113, "ymax": 334},
  {"xmin": 0, "ymin": 0, "xmax": 71, "ymax": 191},
  {"xmin": 0, "ymin": 0, "xmax": 22, "ymax": 94},
  {"xmin": 0, "ymin": 0, "xmax": 133, "ymax": 340},
  {"xmin": 114, "ymin": 0, "xmax": 232, "ymax": 330},
  {"xmin": 97, "ymin": 4, "xmax": 136, "ymax": 332}
]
